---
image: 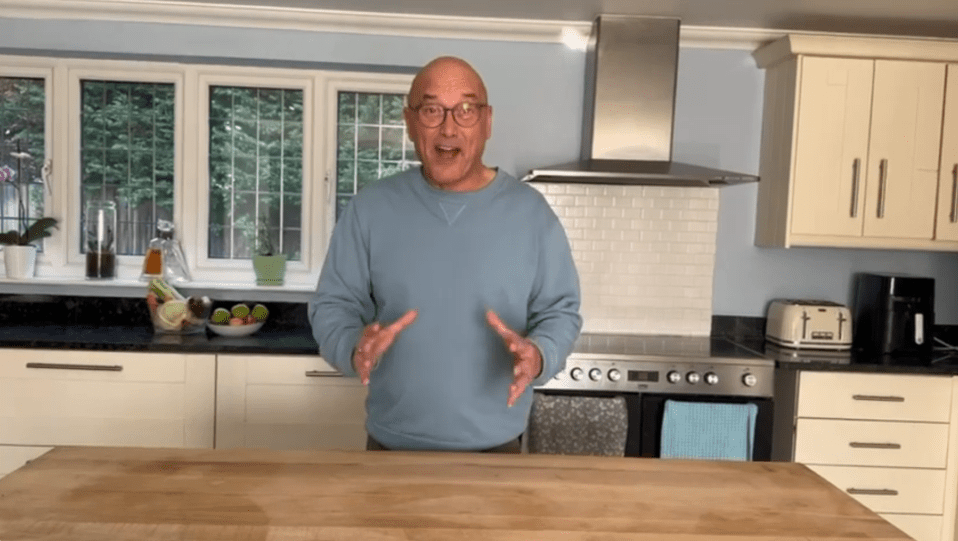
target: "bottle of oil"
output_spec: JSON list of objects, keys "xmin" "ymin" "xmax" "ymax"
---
[{"xmin": 140, "ymin": 228, "xmax": 164, "ymax": 281}]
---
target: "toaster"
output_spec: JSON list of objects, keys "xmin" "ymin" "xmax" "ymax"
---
[{"xmin": 765, "ymin": 299, "xmax": 853, "ymax": 350}]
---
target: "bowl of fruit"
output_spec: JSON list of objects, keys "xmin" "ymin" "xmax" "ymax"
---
[{"xmin": 207, "ymin": 303, "xmax": 269, "ymax": 337}]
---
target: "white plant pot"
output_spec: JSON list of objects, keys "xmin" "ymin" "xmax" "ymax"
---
[{"xmin": 3, "ymin": 245, "xmax": 38, "ymax": 279}]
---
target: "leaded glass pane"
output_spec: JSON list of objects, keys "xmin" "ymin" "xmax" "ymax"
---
[
  {"xmin": 0, "ymin": 77, "xmax": 47, "ymax": 248},
  {"xmin": 207, "ymin": 85, "xmax": 304, "ymax": 260},
  {"xmin": 79, "ymin": 79, "xmax": 175, "ymax": 256},
  {"xmin": 335, "ymin": 91, "xmax": 418, "ymax": 220}
]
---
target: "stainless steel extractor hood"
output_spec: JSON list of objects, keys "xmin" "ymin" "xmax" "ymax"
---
[{"xmin": 523, "ymin": 15, "xmax": 758, "ymax": 187}]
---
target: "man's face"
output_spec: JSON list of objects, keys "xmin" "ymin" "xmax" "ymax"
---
[{"xmin": 404, "ymin": 60, "xmax": 493, "ymax": 192}]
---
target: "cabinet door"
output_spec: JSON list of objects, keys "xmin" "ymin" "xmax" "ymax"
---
[
  {"xmin": 936, "ymin": 64, "xmax": 958, "ymax": 241},
  {"xmin": 863, "ymin": 60, "xmax": 946, "ymax": 239},
  {"xmin": 216, "ymin": 355, "xmax": 368, "ymax": 451},
  {"xmin": 0, "ymin": 350, "xmax": 215, "ymax": 448},
  {"xmin": 790, "ymin": 56, "xmax": 873, "ymax": 237}
]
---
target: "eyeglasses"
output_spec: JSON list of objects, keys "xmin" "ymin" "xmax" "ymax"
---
[{"xmin": 411, "ymin": 102, "xmax": 488, "ymax": 128}]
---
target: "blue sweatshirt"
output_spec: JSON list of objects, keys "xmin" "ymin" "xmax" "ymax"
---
[{"xmin": 309, "ymin": 168, "xmax": 582, "ymax": 450}]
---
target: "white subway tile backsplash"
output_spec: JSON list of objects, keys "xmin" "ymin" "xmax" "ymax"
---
[{"xmin": 532, "ymin": 183, "xmax": 718, "ymax": 336}]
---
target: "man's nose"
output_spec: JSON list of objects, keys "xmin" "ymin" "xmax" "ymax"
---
[{"xmin": 439, "ymin": 109, "xmax": 458, "ymax": 136}]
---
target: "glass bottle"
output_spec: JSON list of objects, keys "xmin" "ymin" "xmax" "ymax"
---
[
  {"xmin": 85, "ymin": 200, "xmax": 116, "ymax": 279},
  {"xmin": 140, "ymin": 228, "xmax": 164, "ymax": 281},
  {"xmin": 159, "ymin": 219, "xmax": 192, "ymax": 285}
]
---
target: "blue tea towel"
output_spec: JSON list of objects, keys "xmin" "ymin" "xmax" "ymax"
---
[{"xmin": 660, "ymin": 400, "xmax": 758, "ymax": 461}]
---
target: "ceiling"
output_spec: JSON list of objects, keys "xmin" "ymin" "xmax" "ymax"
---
[{"xmin": 166, "ymin": 0, "xmax": 958, "ymax": 40}]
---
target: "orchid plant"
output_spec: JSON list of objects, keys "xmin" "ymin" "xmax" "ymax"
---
[{"xmin": 0, "ymin": 140, "xmax": 57, "ymax": 246}]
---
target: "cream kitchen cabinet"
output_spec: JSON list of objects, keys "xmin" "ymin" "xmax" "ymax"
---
[
  {"xmin": 215, "ymin": 354, "xmax": 367, "ymax": 451},
  {"xmin": 935, "ymin": 65, "xmax": 958, "ymax": 242},
  {"xmin": 753, "ymin": 35, "xmax": 958, "ymax": 251},
  {"xmin": 773, "ymin": 370, "xmax": 958, "ymax": 541},
  {"xmin": 0, "ymin": 349, "xmax": 216, "ymax": 477}
]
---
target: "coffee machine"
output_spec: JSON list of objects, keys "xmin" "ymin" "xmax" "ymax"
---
[{"xmin": 852, "ymin": 273, "xmax": 935, "ymax": 360}]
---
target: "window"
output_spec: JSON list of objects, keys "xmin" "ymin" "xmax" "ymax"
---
[
  {"xmin": 0, "ymin": 55, "xmax": 413, "ymax": 288},
  {"xmin": 207, "ymin": 85, "xmax": 304, "ymax": 261},
  {"xmin": 335, "ymin": 91, "xmax": 419, "ymax": 219},
  {"xmin": 0, "ymin": 76, "xmax": 47, "ymax": 246},
  {"xmin": 79, "ymin": 79, "xmax": 175, "ymax": 256}
]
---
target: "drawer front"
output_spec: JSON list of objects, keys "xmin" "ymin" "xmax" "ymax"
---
[
  {"xmin": 0, "ymin": 349, "xmax": 189, "ymax": 382},
  {"xmin": 879, "ymin": 513, "xmax": 942, "ymax": 541},
  {"xmin": 0, "ymin": 353, "xmax": 216, "ymax": 448},
  {"xmin": 0, "ymin": 445, "xmax": 52, "ymax": 478},
  {"xmin": 797, "ymin": 371, "xmax": 951, "ymax": 422},
  {"xmin": 795, "ymin": 418, "xmax": 948, "ymax": 467},
  {"xmin": 807, "ymin": 464, "xmax": 945, "ymax": 514}
]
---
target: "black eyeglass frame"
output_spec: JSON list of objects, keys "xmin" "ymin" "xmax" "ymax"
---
[{"xmin": 409, "ymin": 102, "xmax": 489, "ymax": 128}]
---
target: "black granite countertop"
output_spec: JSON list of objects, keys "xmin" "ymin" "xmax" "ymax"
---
[
  {"xmin": 0, "ymin": 324, "xmax": 319, "ymax": 355},
  {"xmin": 714, "ymin": 317, "xmax": 958, "ymax": 376}
]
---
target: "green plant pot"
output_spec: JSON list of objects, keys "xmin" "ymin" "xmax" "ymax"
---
[{"xmin": 252, "ymin": 254, "xmax": 287, "ymax": 286}]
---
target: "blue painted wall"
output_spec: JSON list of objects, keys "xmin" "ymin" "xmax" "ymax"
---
[{"xmin": 2, "ymin": 16, "xmax": 956, "ymax": 321}]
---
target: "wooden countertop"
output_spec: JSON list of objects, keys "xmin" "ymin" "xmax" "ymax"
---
[{"xmin": 0, "ymin": 446, "xmax": 910, "ymax": 541}]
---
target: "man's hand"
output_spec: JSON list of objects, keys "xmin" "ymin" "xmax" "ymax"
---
[
  {"xmin": 486, "ymin": 310, "xmax": 542, "ymax": 407},
  {"xmin": 353, "ymin": 309, "xmax": 418, "ymax": 385}
]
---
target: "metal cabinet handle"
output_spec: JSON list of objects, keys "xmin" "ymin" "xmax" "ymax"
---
[
  {"xmin": 876, "ymin": 158, "xmax": 888, "ymax": 218},
  {"xmin": 850, "ymin": 158, "xmax": 861, "ymax": 218},
  {"xmin": 305, "ymin": 370, "xmax": 343, "ymax": 378},
  {"xmin": 26, "ymin": 362, "xmax": 122, "ymax": 372},
  {"xmin": 852, "ymin": 394, "xmax": 904, "ymax": 402},
  {"xmin": 847, "ymin": 488, "xmax": 899, "ymax": 496},
  {"xmin": 950, "ymin": 164, "xmax": 958, "ymax": 223},
  {"xmin": 849, "ymin": 442, "xmax": 901, "ymax": 450}
]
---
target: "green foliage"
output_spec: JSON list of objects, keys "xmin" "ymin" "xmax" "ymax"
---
[{"xmin": 0, "ymin": 217, "xmax": 58, "ymax": 246}]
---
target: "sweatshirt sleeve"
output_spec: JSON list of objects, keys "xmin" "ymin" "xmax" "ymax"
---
[
  {"xmin": 308, "ymin": 200, "xmax": 375, "ymax": 377},
  {"xmin": 526, "ymin": 211, "xmax": 583, "ymax": 387}
]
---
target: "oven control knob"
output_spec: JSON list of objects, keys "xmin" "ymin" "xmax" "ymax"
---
[
  {"xmin": 686, "ymin": 371, "xmax": 701, "ymax": 384},
  {"xmin": 704, "ymin": 372, "xmax": 719, "ymax": 385},
  {"xmin": 608, "ymin": 369, "xmax": 621, "ymax": 382},
  {"xmin": 588, "ymin": 368, "xmax": 603, "ymax": 382},
  {"xmin": 570, "ymin": 367, "xmax": 584, "ymax": 381},
  {"xmin": 742, "ymin": 373, "xmax": 758, "ymax": 387},
  {"xmin": 667, "ymin": 370, "xmax": 682, "ymax": 384}
]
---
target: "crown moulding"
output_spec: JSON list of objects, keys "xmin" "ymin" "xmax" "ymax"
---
[{"xmin": 0, "ymin": 0, "xmax": 797, "ymax": 50}]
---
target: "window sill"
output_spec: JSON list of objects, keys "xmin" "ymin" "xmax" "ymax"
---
[{"xmin": 0, "ymin": 275, "xmax": 317, "ymax": 303}]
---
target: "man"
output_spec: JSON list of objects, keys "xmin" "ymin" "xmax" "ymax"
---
[{"xmin": 309, "ymin": 56, "xmax": 581, "ymax": 452}]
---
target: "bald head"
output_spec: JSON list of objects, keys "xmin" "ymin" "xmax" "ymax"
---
[{"xmin": 408, "ymin": 56, "xmax": 488, "ymax": 108}]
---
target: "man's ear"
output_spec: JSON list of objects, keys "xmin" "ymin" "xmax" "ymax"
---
[{"xmin": 484, "ymin": 105, "xmax": 493, "ymax": 140}]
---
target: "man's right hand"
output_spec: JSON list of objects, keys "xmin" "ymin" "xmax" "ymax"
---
[{"xmin": 353, "ymin": 309, "xmax": 418, "ymax": 385}]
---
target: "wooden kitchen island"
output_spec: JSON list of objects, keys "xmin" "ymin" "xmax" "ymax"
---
[{"xmin": 0, "ymin": 446, "xmax": 911, "ymax": 541}]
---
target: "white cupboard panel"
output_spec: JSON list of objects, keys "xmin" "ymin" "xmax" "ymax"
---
[
  {"xmin": 795, "ymin": 418, "xmax": 948, "ymax": 468},
  {"xmin": 797, "ymin": 372, "xmax": 951, "ymax": 422},
  {"xmin": 808, "ymin": 464, "xmax": 945, "ymax": 514},
  {"xmin": 880, "ymin": 513, "xmax": 942, "ymax": 541}
]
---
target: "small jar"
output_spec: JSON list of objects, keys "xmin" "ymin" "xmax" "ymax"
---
[{"xmin": 85, "ymin": 200, "xmax": 117, "ymax": 279}]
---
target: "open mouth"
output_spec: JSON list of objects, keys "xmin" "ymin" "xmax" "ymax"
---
[{"xmin": 435, "ymin": 144, "xmax": 460, "ymax": 159}]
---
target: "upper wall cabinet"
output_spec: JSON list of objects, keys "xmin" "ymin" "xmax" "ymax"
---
[
  {"xmin": 936, "ymin": 65, "xmax": 958, "ymax": 242},
  {"xmin": 753, "ymin": 36, "xmax": 958, "ymax": 251}
]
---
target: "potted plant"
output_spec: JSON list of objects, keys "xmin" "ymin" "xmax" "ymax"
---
[
  {"xmin": 0, "ymin": 142, "xmax": 58, "ymax": 279},
  {"xmin": 251, "ymin": 220, "xmax": 286, "ymax": 286}
]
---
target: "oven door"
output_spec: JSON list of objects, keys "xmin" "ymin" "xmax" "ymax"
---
[
  {"xmin": 632, "ymin": 393, "xmax": 773, "ymax": 461},
  {"xmin": 528, "ymin": 391, "xmax": 773, "ymax": 461}
]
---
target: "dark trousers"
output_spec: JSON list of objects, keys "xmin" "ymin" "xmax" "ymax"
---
[{"xmin": 366, "ymin": 435, "xmax": 522, "ymax": 454}]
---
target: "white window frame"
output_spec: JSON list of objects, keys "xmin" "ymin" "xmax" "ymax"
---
[
  {"xmin": 0, "ymin": 53, "xmax": 414, "ymax": 297},
  {"xmin": 191, "ymin": 67, "xmax": 315, "ymax": 285},
  {"xmin": 65, "ymin": 62, "xmax": 185, "ymax": 280},
  {"xmin": 0, "ymin": 60, "xmax": 56, "ymax": 269}
]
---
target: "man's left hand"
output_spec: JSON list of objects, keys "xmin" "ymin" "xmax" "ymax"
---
[{"xmin": 486, "ymin": 310, "xmax": 542, "ymax": 407}]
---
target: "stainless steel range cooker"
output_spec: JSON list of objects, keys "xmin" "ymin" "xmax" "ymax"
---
[
  {"xmin": 531, "ymin": 333, "xmax": 776, "ymax": 460},
  {"xmin": 537, "ymin": 333, "xmax": 774, "ymax": 397}
]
